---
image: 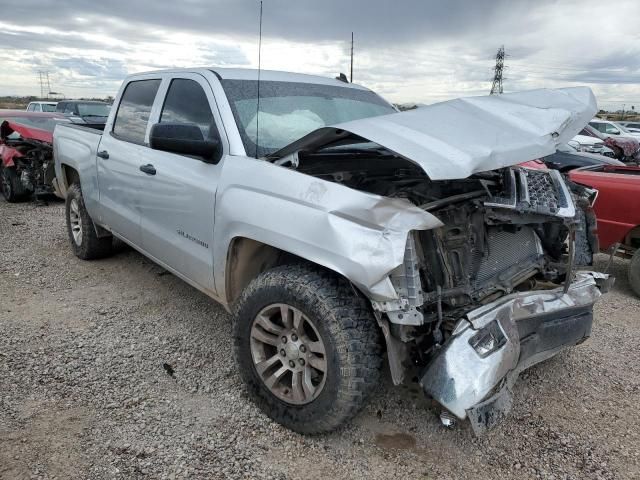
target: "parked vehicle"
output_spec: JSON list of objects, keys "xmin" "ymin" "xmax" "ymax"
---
[
  {"xmin": 619, "ymin": 121, "xmax": 640, "ymax": 133},
  {"xmin": 579, "ymin": 124, "xmax": 640, "ymax": 161},
  {"xmin": 570, "ymin": 164, "xmax": 640, "ymax": 297},
  {"xmin": 0, "ymin": 110, "xmax": 67, "ymax": 201},
  {"xmin": 544, "ymin": 143, "xmax": 624, "ymax": 171},
  {"xmin": 26, "ymin": 101, "xmax": 58, "ymax": 113},
  {"xmin": 54, "ymin": 70, "xmax": 609, "ymax": 435},
  {"xmin": 56, "ymin": 100, "xmax": 110, "ymax": 127},
  {"xmin": 589, "ymin": 118, "xmax": 640, "ymax": 138},
  {"xmin": 569, "ymin": 135, "xmax": 615, "ymax": 157}
]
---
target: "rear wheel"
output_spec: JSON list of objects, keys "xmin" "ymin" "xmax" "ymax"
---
[
  {"xmin": 1, "ymin": 166, "xmax": 30, "ymax": 202},
  {"xmin": 65, "ymin": 183, "xmax": 113, "ymax": 259},
  {"xmin": 629, "ymin": 249, "xmax": 640, "ymax": 298},
  {"xmin": 233, "ymin": 265, "xmax": 383, "ymax": 434}
]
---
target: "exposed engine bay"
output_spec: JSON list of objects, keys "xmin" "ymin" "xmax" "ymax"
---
[
  {"xmin": 0, "ymin": 120, "xmax": 56, "ymax": 198},
  {"xmin": 290, "ymin": 146, "xmax": 600, "ymax": 387}
]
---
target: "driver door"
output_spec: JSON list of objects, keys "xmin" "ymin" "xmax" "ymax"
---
[{"xmin": 138, "ymin": 74, "xmax": 227, "ymax": 293}]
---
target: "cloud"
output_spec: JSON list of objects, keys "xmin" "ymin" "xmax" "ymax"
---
[{"xmin": 0, "ymin": 0, "xmax": 637, "ymax": 110}]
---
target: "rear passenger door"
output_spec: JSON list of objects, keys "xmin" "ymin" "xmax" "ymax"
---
[
  {"xmin": 96, "ymin": 77, "xmax": 162, "ymax": 246},
  {"xmin": 138, "ymin": 74, "xmax": 226, "ymax": 293}
]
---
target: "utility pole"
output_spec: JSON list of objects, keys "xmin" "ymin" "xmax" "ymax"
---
[
  {"xmin": 350, "ymin": 32, "xmax": 354, "ymax": 83},
  {"xmin": 490, "ymin": 46, "xmax": 505, "ymax": 95}
]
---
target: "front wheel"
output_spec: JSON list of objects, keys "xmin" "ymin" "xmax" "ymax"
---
[
  {"xmin": 629, "ymin": 249, "xmax": 640, "ymax": 298},
  {"xmin": 1, "ymin": 166, "xmax": 30, "ymax": 202},
  {"xmin": 233, "ymin": 265, "xmax": 383, "ymax": 434}
]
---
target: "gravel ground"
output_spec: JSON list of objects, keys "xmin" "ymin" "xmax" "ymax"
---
[{"xmin": 1, "ymin": 198, "xmax": 639, "ymax": 480}]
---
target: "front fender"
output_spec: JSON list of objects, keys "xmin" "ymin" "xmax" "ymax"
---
[{"xmin": 213, "ymin": 156, "xmax": 442, "ymax": 302}]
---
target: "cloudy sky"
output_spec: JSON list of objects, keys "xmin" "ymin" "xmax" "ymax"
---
[{"xmin": 0, "ymin": 0, "xmax": 638, "ymax": 110}]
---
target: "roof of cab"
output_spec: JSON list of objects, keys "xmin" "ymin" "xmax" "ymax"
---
[{"xmin": 128, "ymin": 67, "xmax": 370, "ymax": 91}]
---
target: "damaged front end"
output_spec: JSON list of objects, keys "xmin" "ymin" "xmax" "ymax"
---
[
  {"xmin": 0, "ymin": 120, "xmax": 57, "ymax": 198},
  {"xmin": 363, "ymin": 166, "xmax": 610, "ymax": 434},
  {"xmin": 265, "ymin": 86, "xmax": 609, "ymax": 434},
  {"xmin": 293, "ymin": 157, "xmax": 609, "ymax": 434}
]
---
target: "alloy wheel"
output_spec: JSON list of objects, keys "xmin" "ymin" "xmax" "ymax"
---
[
  {"xmin": 69, "ymin": 198, "xmax": 83, "ymax": 246},
  {"xmin": 250, "ymin": 303, "xmax": 328, "ymax": 405}
]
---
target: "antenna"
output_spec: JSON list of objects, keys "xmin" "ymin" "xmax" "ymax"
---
[
  {"xmin": 350, "ymin": 32, "xmax": 354, "ymax": 83},
  {"xmin": 255, "ymin": 0, "xmax": 263, "ymax": 159}
]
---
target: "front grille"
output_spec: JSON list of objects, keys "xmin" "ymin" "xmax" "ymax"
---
[
  {"xmin": 473, "ymin": 226, "xmax": 543, "ymax": 290},
  {"xmin": 485, "ymin": 167, "xmax": 575, "ymax": 218},
  {"xmin": 524, "ymin": 170, "xmax": 560, "ymax": 213}
]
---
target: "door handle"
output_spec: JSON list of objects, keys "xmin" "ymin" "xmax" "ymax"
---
[
  {"xmin": 97, "ymin": 150, "xmax": 109, "ymax": 159},
  {"xmin": 139, "ymin": 164, "xmax": 156, "ymax": 175}
]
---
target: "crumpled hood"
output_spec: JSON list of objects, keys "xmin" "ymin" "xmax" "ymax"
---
[{"xmin": 271, "ymin": 87, "xmax": 597, "ymax": 180}]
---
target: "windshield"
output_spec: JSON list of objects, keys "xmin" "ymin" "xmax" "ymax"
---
[
  {"xmin": 581, "ymin": 124, "xmax": 605, "ymax": 140},
  {"xmin": 77, "ymin": 103, "xmax": 110, "ymax": 117},
  {"xmin": 221, "ymin": 79, "xmax": 396, "ymax": 156},
  {"xmin": 612, "ymin": 122, "xmax": 632, "ymax": 133}
]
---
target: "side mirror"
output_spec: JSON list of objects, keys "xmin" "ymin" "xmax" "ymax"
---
[{"xmin": 149, "ymin": 123, "xmax": 222, "ymax": 164}]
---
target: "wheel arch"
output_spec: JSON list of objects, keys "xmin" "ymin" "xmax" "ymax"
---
[
  {"xmin": 224, "ymin": 236, "xmax": 361, "ymax": 308},
  {"xmin": 625, "ymin": 225, "xmax": 640, "ymax": 249},
  {"xmin": 59, "ymin": 163, "xmax": 80, "ymax": 191}
]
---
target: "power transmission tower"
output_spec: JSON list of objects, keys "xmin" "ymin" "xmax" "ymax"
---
[
  {"xmin": 37, "ymin": 71, "xmax": 51, "ymax": 99},
  {"xmin": 490, "ymin": 46, "xmax": 505, "ymax": 95}
]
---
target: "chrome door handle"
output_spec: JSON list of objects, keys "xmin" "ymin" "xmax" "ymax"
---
[{"xmin": 97, "ymin": 150, "xmax": 109, "ymax": 159}]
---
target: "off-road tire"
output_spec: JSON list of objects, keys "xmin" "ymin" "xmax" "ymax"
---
[
  {"xmin": 1, "ymin": 166, "xmax": 30, "ymax": 202},
  {"xmin": 233, "ymin": 264, "xmax": 383, "ymax": 434},
  {"xmin": 65, "ymin": 183, "xmax": 113, "ymax": 260},
  {"xmin": 629, "ymin": 249, "xmax": 640, "ymax": 298}
]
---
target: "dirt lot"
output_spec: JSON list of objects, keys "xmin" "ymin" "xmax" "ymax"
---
[{"xmin": 1, "ymin": 198, "xmax": 639, "ymax": 480}]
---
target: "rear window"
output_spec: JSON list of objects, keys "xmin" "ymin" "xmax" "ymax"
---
[
  {"xmin": 113, "ymin": 79, "xmax": 161, "ymax": 144},
  {"xmin": 77, "ymin": 103, "xmax": 110, "ymax": 117}
]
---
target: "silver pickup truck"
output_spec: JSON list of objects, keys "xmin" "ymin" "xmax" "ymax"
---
[{"xmin": 53, "ymin": 68, "xmax": 610, "ymax": 435}]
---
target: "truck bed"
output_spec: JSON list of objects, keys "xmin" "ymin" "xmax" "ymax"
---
[{"xmin": 53, "ymin": 123, "xmax": 103, "ymax": 203}]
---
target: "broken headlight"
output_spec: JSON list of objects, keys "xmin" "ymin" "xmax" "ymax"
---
[{"xmin": 468, "ymin": 321, "xmax": 507, "ymax": 358}]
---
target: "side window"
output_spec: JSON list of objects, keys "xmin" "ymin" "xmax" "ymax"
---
[
  {"xmin": 64, "ymin": 104, "xmax": 75, "ymax": 114},
  {"xmin": 160, "ymin": 79, "xmax": 215, "ymax": 140},
  {"xmin": 113, "ymin": 79, "xmax": 161, "ymax": 144}
]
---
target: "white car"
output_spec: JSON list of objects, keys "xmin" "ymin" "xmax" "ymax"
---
[
  {"xmin": 570, "ymin": 134, "xmax": 616, "ymax": 157},
  {"xmin": 589, "ymin": 119, "xmax": 640, "ymax": 138},
  {"xmin": 25, "ymin": 101, "xmax": 58, "ymax": 113},
  {"xmin": 619, "ymin": 121, "xmax": 640, "ymax": 133}
]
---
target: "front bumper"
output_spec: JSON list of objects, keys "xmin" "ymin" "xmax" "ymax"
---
[{"xmin": 420, "ymin": 271, "xmax": 611, "ymax": 435}]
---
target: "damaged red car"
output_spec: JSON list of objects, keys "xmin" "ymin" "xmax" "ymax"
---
[
  {"xmin": 0, "ymin": 110, "xmax": 68, "ymax": 202},
  {"xmin": 570, "ymin": 164, "xmax": 640, "ymax": 297}
]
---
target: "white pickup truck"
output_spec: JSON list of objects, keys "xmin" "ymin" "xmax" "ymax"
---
[{"xmin": 54, "ymin": 68, "xmax": 609, "ymax": 435}]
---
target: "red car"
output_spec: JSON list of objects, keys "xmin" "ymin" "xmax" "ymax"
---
[
  {"xmin": 569, "ymin": 165, "xmax": 640, "ymax": 296},
  {"xmin": 0, "ymin": 110, "xmax": 68, "ymax": 202}
]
